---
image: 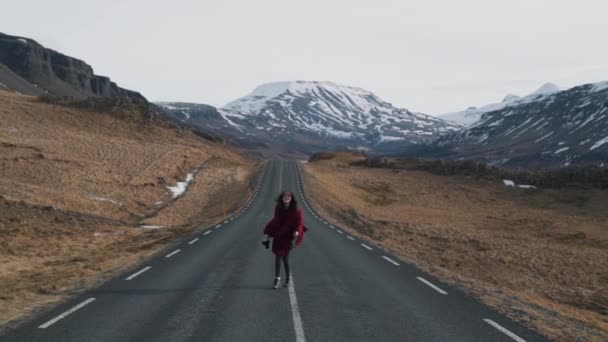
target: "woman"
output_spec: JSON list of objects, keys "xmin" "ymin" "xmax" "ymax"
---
[{"xmin": 263, "ymin": 191, "xmax": 306, "ymax": 289}]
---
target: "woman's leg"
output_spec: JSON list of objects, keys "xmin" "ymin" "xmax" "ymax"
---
[
  {"xmin": 274, "ymin": 255, "xmax": 282, "ymax": 278},
  {"xmin": 282, "ymin": 255, "xmax": 290, "ymax": 284}
]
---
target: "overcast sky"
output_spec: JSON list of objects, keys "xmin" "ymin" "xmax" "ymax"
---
[{"xmin": 3, "ymin": 0, "xmax": 607, "ymax": 115}]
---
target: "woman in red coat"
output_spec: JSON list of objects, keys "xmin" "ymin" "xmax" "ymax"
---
[{"xmin": 263, "ymin": 191, "xmax": 306, "ymax": 289}]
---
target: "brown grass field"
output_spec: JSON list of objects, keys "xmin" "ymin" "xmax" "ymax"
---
[
  {"xmin": 0, "ymin": 91, "xmax": 260, "ymax": 330},
  {"xmin": 301, "ymin": 152, "xmax": 608, "ymax": 341}
]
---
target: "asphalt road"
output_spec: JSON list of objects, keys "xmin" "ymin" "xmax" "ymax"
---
[{"xmin": 2, "ymin": 160, "xmax": 547, "ymax": 342}]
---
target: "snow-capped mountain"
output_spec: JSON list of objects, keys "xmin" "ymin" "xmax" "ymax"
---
[
  {"xmin": 222, "ymin": 81, "xmax": 461, "ymax": 149},
  {"xmin": 440, "ymin": 83, "xmax": 561, "ymax": 126},
  {"xmin": 160, "ymin": 81, "xmax": 462, "ymax": 155},
  {"xmin": 429, "ymin": 81, "xmax": 608, "ymax": 168}
]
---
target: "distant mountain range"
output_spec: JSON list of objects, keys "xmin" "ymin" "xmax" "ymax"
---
[
  {"xmin": 160, "ymin": 80, "xmax": 608, "ymax": 168},
  {"xmin": 439, "ymin": 83, "xmax": 561, "ymax": 126},
  {"xmin": 159, "ymin": 81, "xmax": 462, "ymax": 155},
  {"xmin": 3, "ymin": 32, "xmax": 605, "ymax": 168},
  {"xmin": 0, "ymin": 32, "xmax": 146, "ymax": 103},
  {"xmin": 428, "ymin": 81, "xmax": 608, "ymax": 168}
]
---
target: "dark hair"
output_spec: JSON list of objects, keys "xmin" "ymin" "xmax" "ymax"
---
[{"xmin": 276, "ymin": 191, "xmax": 297, "ymax": 210}]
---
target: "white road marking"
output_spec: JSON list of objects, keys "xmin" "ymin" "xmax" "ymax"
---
[
  {"xmin": 382, "ymin": 256, "xmax": 400, "ymax": 266},
  {"xmin": 361, "ymin": 243, "xmax": 373, "ymax": 250},
  {"xmin": 483, "ymin": 319, "xmax": 527, "ymax": 342},
  {"xmin": 329, "ymin": 225, "xmax": 334, "ymax": 228},
  {"xmin": 125, "ymin": 266, "xmax": 152, "ymax": 280},
  {"xmin": 188, "ymin": 238, "xmax": 199, "ymax": 245},
  {"xmin": 288, "ymin": 275, "xmax": 306, "ymax": 342},
  {"xmin": 204, "ymin": 230, "xmax": 212, "ymax": 235},
  {"xmin": 417, "ymin": 277, "xmax": 447, "ymax": 295},
  {"xmin": 215, "ymin": 224, "xmax": 221, "ymax": 228},
  {"xmin": 38, "ymin": 298, "xmax": 96, "ymax": 328},
  {"xmin": 165, "ymin": 249, "xmax": 181, "ymax": 258},
  {"xmin": 347, "ymin": 236, "xmax": 355, "ymax": 240},
  {"xmin": 223, "ymin": 220, "xmax": 228, "ymax": 224},
  {"xmin": 337, "ymin": 230, "xmax": 343, "ymax": 234}
]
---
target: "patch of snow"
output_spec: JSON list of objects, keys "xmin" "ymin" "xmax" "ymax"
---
[
  {"xmin": 90, "ymin": 196, "xmax": 121, "ymax": 205},
  {"xmin": 590, "ymin": 81, "xmax": 608, "ymax": 93},
  {"xmin": 140, "ymin": 225, "xmax": 164, "ymax": 229},
  {"xmin": 503, "ymin": 94, "xmax": 520, "ymax": 102},
  {"xmin": 503, "ymin": 179, "xmax": 515, "ymax": 187},
  {"xmin": 167, "ymin": 173, "xmax": 194, "ymax": 198},
  {"xmin": 518, "ymin": 185, "xmax": 537, "ymax": 189},
  {"xmin": 590, "ymin": 136, "xmax": 608, "ymax": 151},
  {"xmin": 530, "ymin": 83, "xmax": 560, "ymax": 96},
  {"xmin": 379, "ymin": 136, "xmax": 404, "ymax": 142},
  {"xmin": 535, "ymin": 131, "xmax": 554, "ymax": 143}
]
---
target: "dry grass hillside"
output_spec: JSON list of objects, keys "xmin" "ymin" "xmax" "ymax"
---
[
  {"xmin": 302, "ymin": 152, "xmax": 608, "ymax": 342},
  {"xmin": 0, "ymin": 91, "xmax": 261, "ymax": 330}
]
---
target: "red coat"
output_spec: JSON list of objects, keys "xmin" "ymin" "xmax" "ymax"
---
[{"xmin": 264, "ymin": 205, "xmax": 307, "ymax": 256}]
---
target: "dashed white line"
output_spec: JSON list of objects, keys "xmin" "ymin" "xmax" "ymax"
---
[
  {"xmin": 38, "ymin": 298, "xmax": 96, "ymax": 328},
  {"xmin": 165, "ymin": 249, "xmax": 181, "ymax": 258},
  {"xmin": 361, "ymin": 243, "xmax": 373, "ymax": 250},
  {"xmin": 382, "ymin": 256, "xmax": 400, "ymax": 266},
  {"xmin": 329, "ymin": 225, "xmax": 334, "ymax": 228},
  {"xmin": 337, "ymin": 230, "xmax": 343, "ymax": 234},
  {"xmin": 483, "ymin": 319, "xmax": 526, "ymax": 342},
  {"xmin": 125, "ymin": 266, "xmax": 151, "ymax": 280},
  {"xmin": 417, "ymin": 277, "xmax": 447, "ymax": 295},
  {"xmin": 204, "ymin": 230, "xmax": 212, "ymax": 235},
  {"xmin": 188, "ymin": 238, "xmax": 199, "ymax": 245},
  {"xmin": 215, "ymin": 224, "xmax": 222, "ymax": 228},
  {"xmin": 288, "ymin": 275, "xmax": 306, "ymax": 342},
  {"xmin": 347, "ymin": 236, "xmax": 355, "ymax": 240},
  {"xmin": 223, "ymin": 220, "xmax": 228, "ymax": 224}
]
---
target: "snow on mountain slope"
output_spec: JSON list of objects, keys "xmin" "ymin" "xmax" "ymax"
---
[
  {"xmin": 222, "ymin": 81, "xmax": 462, "ymax": 145},
  {"xmin": 431, "ymin": 81, "xmax": 608, "ymax": 168},
  {"xmin": 439, "ymin": 83, "xmax": 562, "ymax": 126}
]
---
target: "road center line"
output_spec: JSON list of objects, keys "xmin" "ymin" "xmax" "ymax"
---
[
  {"xmin": 361, "ymin": 243, "xmax": 373, "ymax": 250},
  {"xmin": 38, "ymin": 298, "xmax": 96, "ymax": 328},
  {"xmin": 337, "ymin": 230, "xmax": 343, "ymax": 234},
  {"xmin": 215, "ymin": 224, "xmax": 221, "ymax": 228},
  {"xmin": 188, "ymin": 238, "xmax": 199, "ymax": 245},
  {"xmin": 347, "ymin": 236, "xmax": 355, "ymax": 240},
  {"xmin": 204, "ymin": 230, "xmax": 212, "ymax": 235},
  {"xmin": 483, "ymin": 319, "xmax": 527, "ymax": 342},
  {"xmin": 165, "ymin": 249, "xmax": 181, "ymax": 258},
  {"xmin": 288, "ymin": 275, "xmax": 306, "ymax": 342},
  {"xmin": 417, "ymin": 277, "xmax": 448, "ymax": 295},
  {"xmin": 382, "ymin": 256, "xmax": 400, "ymax": 266},
  {"xmin": 125, "ymin": 266, "xmax": 151, "ymax": 280}
]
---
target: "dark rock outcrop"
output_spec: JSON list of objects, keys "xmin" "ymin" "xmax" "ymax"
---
[{"xmin": 0, "ymin": 32, "xmax": 146, "ymax": 103}]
